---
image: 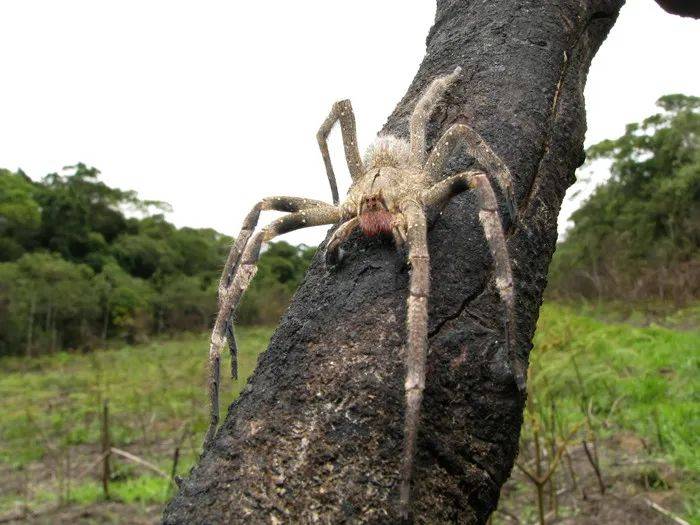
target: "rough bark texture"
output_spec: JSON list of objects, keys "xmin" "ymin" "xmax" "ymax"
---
[{"xmin": 163, "ymin": 1, "xmax": 623, "ymax": 523}]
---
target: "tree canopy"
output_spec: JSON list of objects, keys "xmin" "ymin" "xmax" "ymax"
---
[
  {"xmin": 549, "ymin": 94, "xmax": 700, "ymax": 304},
  {"xmin": 0, "ymin": 165, "xmax": 316, "ymax": 356}
]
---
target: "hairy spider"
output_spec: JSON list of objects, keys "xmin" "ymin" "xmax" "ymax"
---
[{"xmin": 206, "ymin": 66, "xmax": 524, "ymax": 518}]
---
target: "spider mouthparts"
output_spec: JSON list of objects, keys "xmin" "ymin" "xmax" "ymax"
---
[{"xmin": 359, "ymin": 209, "xmax": 393, "ymax": 237}]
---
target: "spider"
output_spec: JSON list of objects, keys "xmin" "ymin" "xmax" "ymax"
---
[{"xmin": 205, "ymin": 66, "xmax": 524, "ymax": 519}]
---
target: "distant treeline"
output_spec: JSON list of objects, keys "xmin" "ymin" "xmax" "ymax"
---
[
  {"xmin": 548, "ymin": 94, "xmax": 700, "ymax": 305},
  {"xmin": 0, "ymin": 164, "xmax": 315, "ymax": 356}
]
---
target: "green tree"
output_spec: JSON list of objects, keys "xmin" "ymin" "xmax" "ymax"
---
[
  {"xmin": 0, "ymin": 169, "xmax": 41, "ymax": 261},
  {"xmin": 111, "ymin": 233, "xmax": 181, "ymax": 279},
  {"xmin": 0, "ymin": 163, "xmax": 318, "ymax": 355},
  {"xmin": 0, "ymin": 253, "xmax": 98, "ymax": 356},
  {"xmin": 550, "ymin": 94, "xmax": 700, "ymax": 303},
  {"xmin": 36, "ymin": 164, "xmax": 168, "ymax": 266},
  {"xmin": 167, "ymin": 226, "xmax": 231, "ymax": 279},
  {"xmin": 93, "ymin": 260, "xmax": 154, "ymax": 343},
  {"xmin": 155, "ymin": 275, "xmax": 215, "ymax": 333}
]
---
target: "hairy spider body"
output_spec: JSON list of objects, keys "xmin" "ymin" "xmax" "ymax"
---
[{"xmin": 206, "ymin": 66, "xmax": 524, "ymax": 520}]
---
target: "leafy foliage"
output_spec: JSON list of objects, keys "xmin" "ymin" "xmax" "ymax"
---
[
  {"xmin": 0, "ymin": 169, "xmax": 41, "ymax": 261},
  {"xmin": 549, "ymin": 94, "xmax": 700, "ymax": 303},
  {"xmin": 0, "ymin": 165, "xmax": 316, "ymax": 356}
]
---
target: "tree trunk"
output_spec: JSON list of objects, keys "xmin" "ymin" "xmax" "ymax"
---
[
  {"xmin": 163, "ymin": 1, "xmax": 622, "ymax": 523},
  {"xmin": 25, "ymin": 293, "xmax": 36, "ymax": 358}
]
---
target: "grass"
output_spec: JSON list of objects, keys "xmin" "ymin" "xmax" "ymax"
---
[
  {"xmin": 530, "ymin": 305, "xmax": 699, "ymax": 471},
  {"xmin": 0, "ymin": 327, "xmax": 273, "ymax": 515},
  {"xmin": 0, "ymin": 304, "xmax": 698, "ymax": 520},
  {"xmin": 527, "ymin": 304, "xmax": 700, "ymax": 522},
  {"xmin": 37, "ymin": 475, "xmax": 171, "ymax": 506}
]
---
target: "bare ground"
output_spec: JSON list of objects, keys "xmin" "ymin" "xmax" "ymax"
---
[
  {"xmin": 1, "ymin": 431, "xmax": 692, "ymax": 524},
  {"xmin": 496, "ymin": 432, "xmax": 691, "ymax": 524}
]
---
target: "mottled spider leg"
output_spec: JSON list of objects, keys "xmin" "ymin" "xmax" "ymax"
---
[
  {"xmin": 205, "ymin": 205, "xmax": 343, "ymax": 449},
  {"xmin": 423, "ymin": 171, "xmax": 525, "ymax": 391},
  {"xmin": 409, "ymin": 66, "xmax": 462, "ymax": 166},
  {"xmin": 219, "ymin": 197, "xmax": 330, "ymax": 296},
  {"xmin": 398, "ymin": 201, "xmax": 430, "ymax": 519},
  {"xmin": 218, "ymin": 196, "xmax": 330, "ymax": 379},
  {"xmin": 325, "ymin": 216, "xmax": 359, "ymax": 266},
  {"xmin": 317, "ymin": 99, "xmax": 365, "ymax": 204},
  {"xmin": 426, "ymin": 123, "xmax": 517, "ymax": 223}
]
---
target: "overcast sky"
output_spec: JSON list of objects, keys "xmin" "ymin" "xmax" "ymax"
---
[{"xmin": 1, "ymin": 1, "xmax": 698, "ymax": 245}]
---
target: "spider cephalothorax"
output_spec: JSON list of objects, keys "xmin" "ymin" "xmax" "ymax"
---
[{"xmin": 206, "ymin": 66, "xmax": 524, "ymax": 519}]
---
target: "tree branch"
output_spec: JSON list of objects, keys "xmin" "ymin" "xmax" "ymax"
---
[{"xmin": 654, "ymin": 0, "xmax": 700, "ymax": 18}]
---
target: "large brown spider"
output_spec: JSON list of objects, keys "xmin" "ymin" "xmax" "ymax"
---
[{"xmin": 206, "ymin": 66, "xmax": 524, "ymax": 518}]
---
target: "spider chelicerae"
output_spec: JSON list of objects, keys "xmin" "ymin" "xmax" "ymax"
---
[{"xmin": 205, "ymin": 66, "xmax": 524, "ymax": 518}]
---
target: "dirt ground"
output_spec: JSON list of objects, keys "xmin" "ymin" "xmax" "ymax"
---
[
  {"xmin": 1, "ymin": 502, "xmax": 161, "ymax": 525},
  {"xmin": 495, "ymin": 432, "xmax": 691, "ymax": 524},
  {"xmin": 1, "ymin": 432, "xmax": 692, "ymax": 524}
]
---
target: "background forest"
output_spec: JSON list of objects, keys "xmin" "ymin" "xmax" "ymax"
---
[
  {"xmin": 0, "ymin": 166, "xmax": 315, "ymax": 357},
  {"xmin": 0, "ymin": 95, "xmax": 698, "ymax": 523},
  {"xmin": 548, "ymin": 94, "xmax": 700, "ymax": 308}
]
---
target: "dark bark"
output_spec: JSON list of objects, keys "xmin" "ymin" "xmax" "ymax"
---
[
  {"xmin": 654, "ymin": 0, "xmax": 700, "ymax": 18},
  {"xmin": 163, "ymin": 1, "xmax": 622, "ymax": 523}
]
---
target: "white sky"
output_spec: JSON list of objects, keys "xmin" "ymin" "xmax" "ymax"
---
[{"xmin": 0, "ymin": 1, "xmax": 698, "ymax": 245}]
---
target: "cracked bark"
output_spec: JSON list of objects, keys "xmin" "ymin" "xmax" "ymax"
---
[{"xmin": 163, "ymin": 1, "xmax": 623, "ymax": 523}]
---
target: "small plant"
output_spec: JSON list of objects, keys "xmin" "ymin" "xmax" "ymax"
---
[{"xmin": 515, "ymin": 389, "xmax": 581, "ymax": 525}]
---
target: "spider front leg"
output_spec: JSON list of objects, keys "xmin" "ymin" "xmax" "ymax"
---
[
  {"xmin": 423, "ymin": 171, "xmax": 525, "ymax": 391},
  {"xmin": 426, "ymin": 122, "xmax": 517, "ymax": 223},
  {"xmin": 205, "ymin": 204, "xmax": 342, "ymax": 449},
  {"xmin": 325, "ymin": 216, "xmax": 358, "ymax": 266},
  {"xmin": 219, "ymin": 197, "xmax": 331, "ymax": 299},
  {"xmin": 409, "ymin": 66, "xmax": 462, "ymax": 166},
  {"xmin": 317, "ymin": 99, "xmax": 365, "ymax": 204},
  {"xmin": 398, "ymin": 201, "xmax": 430, "ymax": 520},
  {"xmin": 218, "ymin": 197, "xmax": 331, "ymax": 379}
]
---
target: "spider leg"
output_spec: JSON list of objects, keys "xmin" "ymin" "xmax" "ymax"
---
[
  {"xmin": 205, "ymin": 205, "xmax": 342, "ymax": 449},
  {"xmin": 225, "ymin": 321, "xmax": 238, "ymax": 382},
  {"xmin": 426, "ymin": 123, "xmax": 517, "ymax": 224},
  {"xmin": 398, "ymin": 201, "xmax": 430, "ymax": 520},
  {"xmin": 219, "ymin": 197, "xmax": 331, "ymax": 297},
  {"xmin": 325, "ymin": 216, "xmax": 359, "ymax": 266},
  {"xmin": 218, "ymin": 196, "xmax": 332, "ymax": 379},
  {"xmin": 423, "ymin": 171, "xmax": 525, "ymax": 391},
  {"xmin": 317, "ymin": 100, "xmax": 365, "ymax": 204},
  {"xmin": 409, "ymin": 66, "xmax": 462, "ymax": 166}
]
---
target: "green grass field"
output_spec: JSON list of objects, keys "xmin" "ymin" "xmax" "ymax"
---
[
  {"xmin": 530, "ymin": 305, "xmax": 699, "ymax": 472},
  {"xmin": 0, "ymin": 326, "xmax": 272, "ymax": 517},
  {"xmin": 0, "ymin": 305, "xmax": 698, "ymax": 522},
  {"xmin": 521, "ymin": 305, "xmax": 700, "ymax": 523}
]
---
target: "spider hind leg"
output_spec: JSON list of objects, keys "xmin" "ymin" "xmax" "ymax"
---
[
  {"xmin": 398, "ymin": 201, "xmax": 430, "ymax": 519},
  {"xmin": 317, "ymin": 100, "xmax": 365, "ymax": 204},
  {"xmin": 425, "ymin": 122, "xmax": 517, "ymax": 226},
  {"xmin": 423, "ymin": 170, "xmax": 524, "ymax": 392}
]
